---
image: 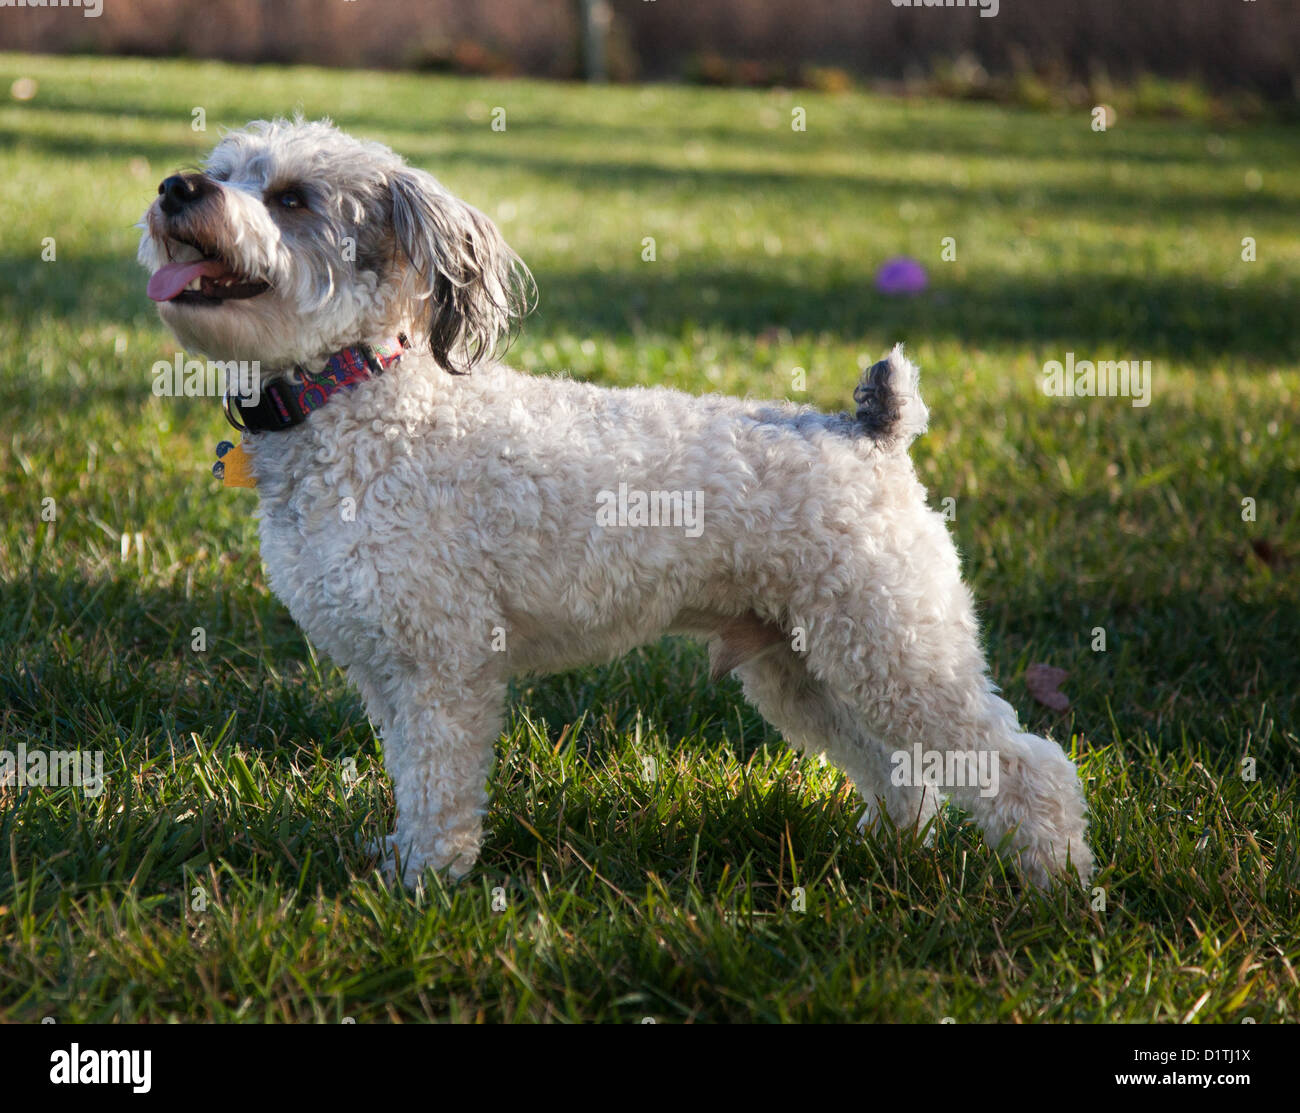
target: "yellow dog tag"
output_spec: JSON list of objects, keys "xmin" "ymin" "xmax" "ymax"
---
[{"xmin": 213, "ymin": 440, "xmax": 257, "ymax": 489}]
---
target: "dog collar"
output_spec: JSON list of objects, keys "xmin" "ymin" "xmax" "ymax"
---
[{"xmin": 223, "ymin": 334, "xmax": 408, "ymax": 433}]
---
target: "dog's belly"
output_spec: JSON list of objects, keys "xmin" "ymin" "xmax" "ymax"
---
[
  {"xmin": 500, "ymin": 588, "xmax": 786, "ymax": 680},
  {"xmin": 502, "ymin": 613, "xmax": 664, "ymax": 675}
]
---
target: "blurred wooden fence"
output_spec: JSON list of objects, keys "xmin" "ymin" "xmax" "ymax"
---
[{"xmin": 0, "ymin": 0, "xmax": 1294, "ymax": 100}]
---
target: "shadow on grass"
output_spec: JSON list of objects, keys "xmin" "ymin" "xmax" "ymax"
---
[
  {"xmin": 6, "ymin": 117, "xmax": 1294, "ymax": 223},
  {"xmin": 532, "ymin": 264, "xmax": 1295, "ymax": 364},
  {"xmin": 2, "ymin": 253, "xmax": 1293, "ymax": 384},
  {"xmin": 0, "ymin": 568, "xmax": 359, "ymax": 754},
  {"xmin": 6, "ymin": 83, "xmax": 1291, "ymax": 167}
]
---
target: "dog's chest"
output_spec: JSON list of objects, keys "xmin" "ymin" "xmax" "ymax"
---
[{"xmin": 248, "ymin": 430, "xmax": 403, "ymax": 665}]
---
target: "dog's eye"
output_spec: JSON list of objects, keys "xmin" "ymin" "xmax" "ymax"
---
[{"xmin": 273, "ymin": 189, "xmax": 307, "ymax": 211}]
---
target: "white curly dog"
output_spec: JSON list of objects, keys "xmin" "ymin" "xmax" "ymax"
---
[{"xmin": 139, "ymin": 118, "xmax": 1092, "ymax": 887}]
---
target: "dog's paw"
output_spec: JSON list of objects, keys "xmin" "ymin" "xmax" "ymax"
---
[
  {"xmin": 367, "ymin": 834, "xmax": 404, "ymax": 881},
  {"xmin": 855, "ymin": 794, "xmax": 941, "ymax": 846},
  {"xmin": 368, "ymin": 833, "xmax": 479, "ymax": 883},
  {"xmin": 1013, "ymin": 831, "xmax": 1095, "ymax": 889}
]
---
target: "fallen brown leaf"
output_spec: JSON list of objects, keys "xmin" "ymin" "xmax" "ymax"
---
[
  {"xmin": 1248, "ymin": 539, "xmax": 1284, "ymax": 570},
  {"xmin": 1025, "ymin": 663, "xmax": 1070, "ymax": 712}
]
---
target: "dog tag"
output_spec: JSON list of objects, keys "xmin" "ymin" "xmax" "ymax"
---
[{"xmin": 213, "ymin": 439, "xmax": 257, "ymax": 488}]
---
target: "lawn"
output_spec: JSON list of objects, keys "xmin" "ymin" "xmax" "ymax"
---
[{"xmin": 0, "ymin": 52, "xmax": 1297, "ymax": 1023}]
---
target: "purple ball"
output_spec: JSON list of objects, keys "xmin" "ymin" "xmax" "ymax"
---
[{"xmin": 875, "ymin": 257, "xmax": 928, "ymax": 296}]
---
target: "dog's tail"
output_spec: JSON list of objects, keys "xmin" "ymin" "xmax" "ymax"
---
[{"xmin": 852, "ymin": 344, "xmax": 928, "ymax": 451}]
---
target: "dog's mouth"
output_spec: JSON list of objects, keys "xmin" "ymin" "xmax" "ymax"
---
[{"xmin": 147, "ymin": 235, "xmax": 271, "ymax": 306}]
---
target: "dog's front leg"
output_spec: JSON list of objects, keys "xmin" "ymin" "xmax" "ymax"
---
[{"xmin": 359, "ymin": 661, "xmax": 506, "ymax": 881}]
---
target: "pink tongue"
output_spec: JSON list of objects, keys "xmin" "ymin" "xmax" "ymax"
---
[{"xmin": 147, "ymin": 259, "xmax": 230, "ymax": 302}]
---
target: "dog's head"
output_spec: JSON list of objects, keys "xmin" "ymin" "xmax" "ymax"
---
[{"xmin": 138, "ymin": 117, "xmax": 533, "ymax": 371}]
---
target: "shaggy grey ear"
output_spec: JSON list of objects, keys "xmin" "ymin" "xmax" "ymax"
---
[{"xmin": 390, "ymin": 168, "xmax": 534, "ymax": 374}]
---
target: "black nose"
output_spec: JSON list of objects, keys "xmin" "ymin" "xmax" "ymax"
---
[{"xmin": 158, "ymin": 173, "xmax": 212, "ymax": 216}]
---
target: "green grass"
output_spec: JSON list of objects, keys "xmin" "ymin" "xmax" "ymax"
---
[{"xmin": 1, "ymin": 52, "xmax": 1297, "ymax": 1023}]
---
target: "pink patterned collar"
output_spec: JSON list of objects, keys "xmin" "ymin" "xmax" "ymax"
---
[{"xmin": 224, "ymin": 334, "xmax": 408, "ymax": 433}]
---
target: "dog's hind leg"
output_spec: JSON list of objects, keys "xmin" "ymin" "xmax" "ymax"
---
[
  {"xmin": 791, "ymin": 530, "xmax": 1093, "ymax": 886},
  {"xmin": 844, "ymin": 671, "xmax": 1093, "ymax": 888},
  {"xmin": 734, "ymin": 647, "xmax": 941, "ymax": 838}
]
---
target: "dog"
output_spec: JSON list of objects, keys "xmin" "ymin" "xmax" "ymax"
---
[{"xmin": 139, "ymin": 118, "xmax": 1093, "ymax": 886}]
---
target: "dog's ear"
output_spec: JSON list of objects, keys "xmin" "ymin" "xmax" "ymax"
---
[{"xmin": 390, "ymin": 167, "xmax": 534, "ymax": 374}]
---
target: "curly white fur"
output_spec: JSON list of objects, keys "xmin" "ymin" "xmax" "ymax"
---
[{"xmin": 139, "ymin": 118, "xmax": 1093, "ymax": 887}]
